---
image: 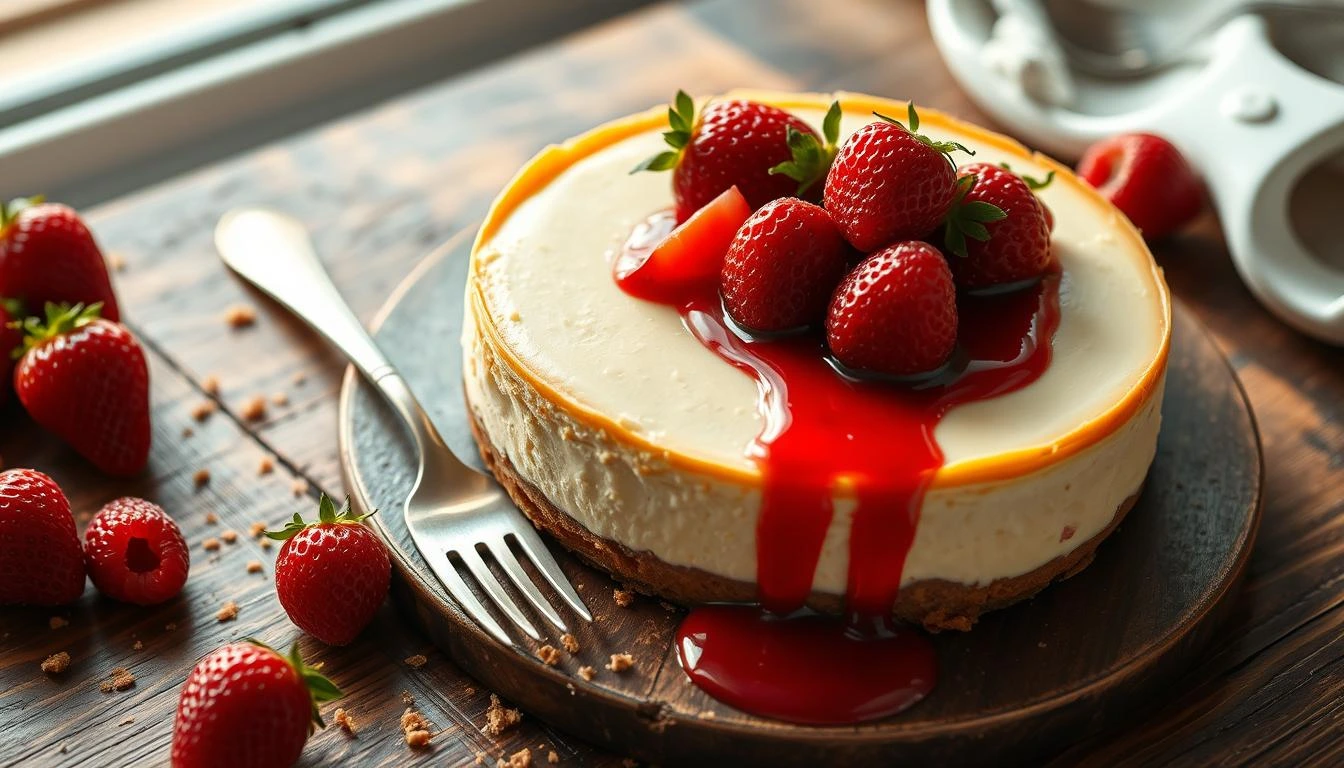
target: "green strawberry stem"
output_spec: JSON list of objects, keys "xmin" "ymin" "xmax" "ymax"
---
[
  {"xmin": 14, "ymin": 302, "xmax": 103, "ymax": 360},
  {"xmin": 265, "ymin": 493, "xmax": 374, "ymax": 541},
  {"xmin": 631, "ymin": 89, "xmax": 698, "ymax": 174},
  {"xmin": 0, "ymin": 195, "xmax": 44, "ymax": 231},
  {"xmin": 874, "ymin": 103, "xmax": 976, "ymax": 168},
  {"xmin": 999, "ymin": 162, "xmax": 1055, "ymax": 190},
  {"xmin": 769, "ymin": 100, "xmax": 843, "ymax": 195},
  {"xmin": 942, "ymin": 174, "xmax": 1008, "ymax": 259},
  {"xmin": 243, "ymin": 639, "xmax": 343, "ymax": 730}
]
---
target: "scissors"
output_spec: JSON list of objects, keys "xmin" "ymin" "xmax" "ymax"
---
[{"xmin": 928, "ymin": 0, "xmax": 1344, "ymax": 344}]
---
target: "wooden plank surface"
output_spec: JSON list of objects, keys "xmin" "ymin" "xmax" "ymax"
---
[{"xmin": 2, "ymin": 0, "xmax": 1342, "ymax": 765}]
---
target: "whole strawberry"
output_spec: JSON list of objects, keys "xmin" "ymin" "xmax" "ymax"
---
[
  {"xmin": 0, "ymin": 198, "xmax": 120, "ymax": 321},
  {"xmin": 824, "ymin": 104, "xmax": 971, "ymax": 252},
  {"xmin": 826, "ymin": 241, "xmax": 958, "ymax": 377},
  {"xmin": 721, "ymin": 197, "xmax": 852, "ymax": 333},
  {"xmin": 0, "ymin": 469, "xmax": 85, "ymax": 605},
  {"xmin": 268, "ymin": 495, "xmax": 390, "ymax": 646},
  {"xmin": 944, "ymin": 164, "xmax": 1052, "ymax": 290},
  {"xmin": 14, "ymin": 303, "xmax": 150, "ymax": 476},
  {"xmin": 636, "ymin": 92, "xmax": 839, "ymax": 221},
  {"xmin": 1076, "ymin": 132, "xmax": 1203, "ymax": 240},
  {"xmin": 172, "ymin": 641, "xmax": 341, "ymax": 768},
  {"xmin": 84, "ymin": 497, "xmax": 189, "ymax": 605},
  {"xmin": 1, "ymin": 298, "xmax": 23, "ymax": 409}
]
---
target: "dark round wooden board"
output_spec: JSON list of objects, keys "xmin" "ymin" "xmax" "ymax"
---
[{"xmin": 338, "ymin": 230, "xmax": 1263, "ymax": 767}]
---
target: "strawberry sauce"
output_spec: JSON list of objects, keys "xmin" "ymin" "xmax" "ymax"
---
[{"xmin": 614, "ymin": 210, "xmax": 1062, "ymax": 725}]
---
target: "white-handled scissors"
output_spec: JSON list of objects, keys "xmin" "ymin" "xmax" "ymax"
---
[{"xmin": 928, "ymin": 0, "xmax": 1344, "ymax": 344}]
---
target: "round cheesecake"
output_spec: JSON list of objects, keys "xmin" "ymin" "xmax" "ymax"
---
[{"xmin": 462, "ymin": 91, "xmax": 1171, "ymax": 630}]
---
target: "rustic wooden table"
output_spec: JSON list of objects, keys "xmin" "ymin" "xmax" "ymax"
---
[{"xmin": 3, "ymin": 1, "xmax": 1342, "ymax": 766}]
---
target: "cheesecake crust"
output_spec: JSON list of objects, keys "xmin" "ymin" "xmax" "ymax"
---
[{"xmin": 469, "ymin": 409, "xmax": 1141, "ymax": 632}]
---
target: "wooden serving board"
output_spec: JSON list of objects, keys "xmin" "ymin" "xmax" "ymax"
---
[{"xmin": 338, "ymin": 231, "xmax": 1263, "ymax": 766}]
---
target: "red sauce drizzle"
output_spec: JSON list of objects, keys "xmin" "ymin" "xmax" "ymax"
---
[{"xmin": 615, "ymin": 210, "xmax": 1062, "ymax": 725}]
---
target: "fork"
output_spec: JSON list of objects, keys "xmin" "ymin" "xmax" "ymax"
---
[{"xmin": 214, "ymin": 208, "xmax": 591, "ymax": 648}]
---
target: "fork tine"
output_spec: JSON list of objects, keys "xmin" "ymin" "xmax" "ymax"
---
[
  {"xmin": 509, "ymin": 526, "xmax": 593, "ymax": 621},
  {"xmin": 421, "ymin": 547, "xmax": 515, "ymax": 647},
  {"xmin": 456, "ymin": 547, "xmax": 542, "ymax": 640},
  {"xmin": 484, "ymin": 539, "xmax": 568, "ymax": 631}
]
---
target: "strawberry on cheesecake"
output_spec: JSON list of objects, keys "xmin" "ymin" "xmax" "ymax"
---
[{"xmin": 462, "ymin": 92, "xmax": 1170, "ymax": 641}]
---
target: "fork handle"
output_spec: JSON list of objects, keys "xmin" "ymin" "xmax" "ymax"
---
[{"xmin": 214, "ymin": 208, "xmax": 446, "ymax": 452}]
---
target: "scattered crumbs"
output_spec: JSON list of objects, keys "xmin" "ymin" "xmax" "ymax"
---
[
  {"xmin": 257, "ymin": 456, "xmax": 275, "ymax": 476},
  {"xmin": 220, "ymin": 529, "xmax": 238, "ymax": 544},
  {"xmin": 291, "ymin": 479, "xmax": 309, "ymax": 497},
  {"xmin": 476, "ymin": 753, "xmax": 488, "ymax": 766},
  {"xmin": 405, "ymin": 730, "xmax": 431, "ymax": 749},
  {"xmin": 118, "ymin": 716, "xmax": 135, "ymax": 727},
  {"xmin": 536, "ymin": 645, "xmax": 561, "ymax": 666},
  {"xmin": 612, "ymin": 589, "xmax": 634, "ymax": 608},
  {"xmin": 566, "ymin": 683, "xmax": 575, "ymax": 696},
  {"xmin": 246, "ymin": 560, "xmax": 264, "ymax": 575},
  {"xmin": 108, "ymin": 252, "xmax": 127, "ymax": 272},
  {"xmin": 248, "ymin": 522, "xmax": 267, "ymax": 538},
  {"xmin": 49, "ymin": 616, "xmax": 68, "ymax": 630},
  {"xmin": 182, "ymin": 427, "xmax": 194, "ymax": 438},
  {"xmin": 224, "ymin": 305, "xmax": 256, "ymax": 328},
  {"xmin": 292, "ymin": 371, "xmax": 307, "ymax": 386},
  {"xmin": 464, "ymin": 686, "xmax": 475, "ymax": 697},
  {"xmin": 577, "ymin": 666, "xmax": 595, "ymax": 682},
  {"xmin": 202, "ymin": 375, "xmax": 220, "ymax": 396},
  {"xmin": 1038, "ymin": 641, "xmax": 1048, "ymax": 649},
  {"xmin": 484, "ymin": 694, "xmax": 522, "ymax": 736},
  {"xmin": 205, "ymin": 512, "xmax": 219, "ymax": 525},
  {"xmin": 260, "ymin": 538, "xmax": 272, "ymax": 550},
  {"xmin": 400, "ymin": 708, "xmax": 432, "ymax": 748},
  {"xmin": 333, "ymin": 708, "xmax": 356, "ymax": 735},
  {"xmin": 271, "ymin": 391, "xmax": 289, "ymax": 407},
  {"xmin": 40, "ymin": 652, "xmax": 71, "ymax": 674},
  {"xmin": 216, "ymin": 601, "xmax": 239, "ymax": 623},
  {"xmin": 59, "ymin": 744, "xmax": 68, "ymax": 754},
  {"xmin": 132, "ymin": 640, "xmax": 144, "ymax": 651},
  {"xmin": 559, "ymin": 633, "xmax": 579, "ymax": 654},
  {"xmin": 404, "ymin": 654, "xmax": 427, "ymax": 669},
  {"xmin": 164, "ymin": 622, "xmax": 178, "ymax": 632},
  {"xmin": 240, "ymin": 396, "xmax": 267, "ymax": 422},
  {"xmin": 400, "ymin": 690, "xmax": 415, "ymax": 706},
  {"xmin": 548, "ymin": 750, "xmax": 559, "ymax": 765},
  {"xmin": 202, "ymin": 537, "xmax": 221, "ymax": 552},
  {"xmin": 99, "ymin": 667, "xmax": 135, "ymax": 692},
  {"xmin": 696, "ymin": 710, "xmax": 716, "ymax": 720},
  {"xmin": 190, "ymin": 400, "xmax": 216, "ymax": 422},
  {"xmin": 500, "ymin": 747, "xmax": 531, "ymax": 768},
  {"xmin": 193, "ymin": 468, "xmax": 211, "ymax": 489},
  {"xmin": 605, "ymin": 653, "xmax": 634, "ymax": 673}
]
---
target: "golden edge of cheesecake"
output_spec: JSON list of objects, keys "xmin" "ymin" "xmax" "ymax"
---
[{"xmin": 468, "ymin": 89, "xmax": 1172, "ymax": 489}]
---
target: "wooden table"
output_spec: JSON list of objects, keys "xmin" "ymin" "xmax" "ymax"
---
[{"xmin": 3, "ymin": 1, "xmax": 1342, "ymax": 765}]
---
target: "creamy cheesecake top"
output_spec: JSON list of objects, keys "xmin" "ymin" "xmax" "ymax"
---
[{"xmin": 469, "ymin": 91, "xmax": 1170, "ymax": 487}]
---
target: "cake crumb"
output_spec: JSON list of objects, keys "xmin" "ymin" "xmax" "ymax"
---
[
  {"xmin": 118, "ymin": 716, "xmax": 135, "ymax": 726},
  {"xmin": 476, "ymin": 753, "xmax": 488, "ymax": 765},
  {"xmin": 333, "ymin": 708, "xmax": 356, "ymax": 735},
  {"xmin": 292, "ymin": 371, "xmax": 307, "ymax": 386},
  {"xmin": 49, "ymin": 616, "xmax": 68, "ymax": 630},
  {"xmin": 400, "ymin": 707, "xmax": 432, "ymax": 748},
  {"xmin": 190, "ymin": 400, "xmax": 216, "ymax": 422},
  {"xmin": 202, "ymin": 537, "xmax": 221, "ymax": 552},
  {"xmin": 696, "ymin": 710, "xmax": 716, "ymax": 720},
  {"xmin": 40, "ymin": 652, "xmax": 70, "ymax": 674},
  {"xmin": 216, "ymin": 601, "xmax": 239, "ymax": 622},
  {"xmin": 260, "ymin": 538, "xmax": 272, "ymax": 550},
  {"xmin": 182, "ymin": 427, "xmax": 194, "ymax": 438},
  {"xmin": 484, "ymin": 694, "xmax": 522, "ymax": 736},
  {"xmin": 193, "ymin": 469, "xmax": 211, "ymax": 489},
  {"xmin": 401, "ymin": 690, "xmax": 415, "ymax": 706},
  {"xmin": 500, "ymin": 748, "xmax": 531, "ymax": 768},
  {"xmin": 291, "ymin": 479, "xmax": 309, "ymax": 497},
  {"xmin": 99, "ymin": 667, "xmax": 135, "ymax": 692},
  {"xmin": 220, "ymin": 529, "xmax": 238, "ymax": 544},
  {"xmin": 536, "ymin": 645, "xmax": 561, "ymax": 666},
  {"xmin": 577, "ymin": 666, "xmax": 595, "ymax": 682},
  {"xmin": 224, "ymin": 305, "xmax": 256, "ymax": 328},
  {"xmin": 605, "ymin": 653, "xmax": 634, "ymax": 673},
  {"xmin": 559, "ymin": 633, "xmax": 579, "ymax": 654},
  {"xmin": 257, "ymin": 457, "xmax": 275, "ymax": 476},
  {"xmin": 165, "ymin": 622, "xmax": 177, "ymax": 631},
  {"xmin": 249, "ymin": 522, "xmax": 266, "ymax": 538},
  {"xmin": 205, "ymin": 512, "xmax": 219, "ymax": 525},
  {"xmin": 612, "ymin": 589, "xmax": 634, "ymax": 608},
  {"xmin": 108, "ymin": 252, "xmax": 127, "ymax": 272},
  {"xmin": 240, "ymin": 396, "xmax": 267, "ymax": 422},
  {"xmin": 202, "ymin": 375, "xmax": 220, "ymax": 396},
  {"xmin": 405, "ymin": 729, "xmax": 431, "ymax": 748},
  {"xmin": 404, "ymin": 654, "xmax": 427, "ymax": 669},
  {"xmin": 548, "ymin": 750, "xmax": 559, "ymax": 765},
  {"xmin": 271, "ymin": 391, "xmax": 289, "ymax": 406},
  {"xmin": 1060, "ymin": 525, "xmax": 1077, "ymax": 542},
  {"xmin": 132, "ymin": 640, "xmax": 144, "ymax": 651},
  {"xmin": 246, "ymin": 560, "xmax": 264, "ymax": 574}
]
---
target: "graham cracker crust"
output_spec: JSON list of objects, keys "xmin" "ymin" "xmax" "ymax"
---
[{"xmin": 469, "ymin": 411, "xmax": 1139, "ymax": 632}]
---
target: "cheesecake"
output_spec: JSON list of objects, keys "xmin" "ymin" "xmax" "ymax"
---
[{"xmin": 462, "ymin": 91, "xmax": 1170, "ymax": 631}]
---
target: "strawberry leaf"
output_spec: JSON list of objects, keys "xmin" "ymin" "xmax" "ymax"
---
[
  {"xmin": 768, "ymin": 101, "xmax": 843, "ymax": 195},
  {"xmin": 265, "ymin": 493, "xmax": 374, "ymax": 541},
  {"xmin": 874, "ymin": 104, "xmax": 976, "ymax": 168},
  {"xmin": 16, "ymin": 302, "xmax": 103, "ymax": 359},
  {"xmin": 998, "ymin": 163, "xmax": 1055, "ymax": 191},
  {"xmin": 822, "ymin": 100, "xmax": 842, "ymax": 146},
  {"xmin": 0, "ymin": 195, "xmax": 44, "ymax": 231},
  {"xmin": 633, "ymin": 90, "xmax": 698, "ymax": 175},
  {"xmin": 942, "ymin": 174, "xmax": 1007, "ymax": 258}
]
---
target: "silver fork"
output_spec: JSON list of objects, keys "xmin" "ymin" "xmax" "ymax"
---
[{"xmin": 214, "ymin": 208, "xmax": 591, "ymax": 648}]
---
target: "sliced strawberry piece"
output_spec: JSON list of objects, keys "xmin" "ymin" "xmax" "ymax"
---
[
  {"xmin": 826, "ymin": 241, "xmax": 958, "ymax": 377},
  {"xmin": 615, "ymin": 186, "xmax": 752, "ymax": 304},
  {"xmin": 1076, "ymin": 133, "xmax": 1204, "ymax": 240},
  {"xmin": 721, "ymin": 198, "xmax": 852, "ymax": 333}
]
